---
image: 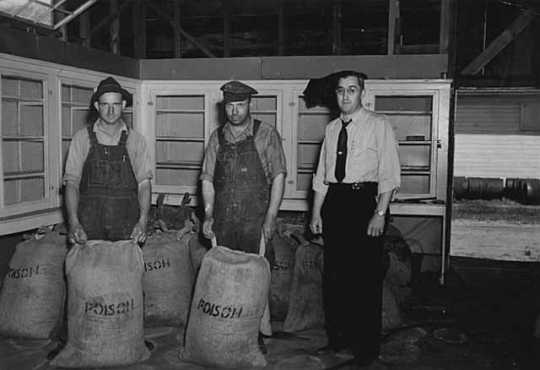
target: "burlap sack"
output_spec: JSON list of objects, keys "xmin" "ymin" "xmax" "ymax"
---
[
  {"xmin": 269, "ymin": 230, "xmax": 298, "ymax": 321},
  {"xmin": 143, "ymin": 229, "xmax": 194, "ymax": 327},
  {"xmin": 283, "ymin": 239, "xmax": 325, "ymax": 332},
  {"xmin": 50, "ymin": 240, "xmax": 149, "ymax": 368},
  {"xmin": 180, "ymin": 245, "xmax": 270, "ymax": 368},
  {"xmin": 0, "ymin": 231, "xmax": 67, "ymax": 339}
]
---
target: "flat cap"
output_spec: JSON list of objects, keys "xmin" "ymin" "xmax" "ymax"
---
[{"xmin": 221, "ymin": 80, "xmax": 258, "ymax": 102}]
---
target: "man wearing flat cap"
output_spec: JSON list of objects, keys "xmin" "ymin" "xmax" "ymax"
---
[
  {"xmin": 63, "ymin": 77, "xmax": 152, "ymax": 244},
  {"xmin": 201, "ymin": 80, "xmax": 287, "ymax": 255}
]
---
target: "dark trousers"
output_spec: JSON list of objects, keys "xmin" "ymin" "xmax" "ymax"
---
[{"xmin": 321, "ymin": 183, "xmax": 384, "ymax": 361}]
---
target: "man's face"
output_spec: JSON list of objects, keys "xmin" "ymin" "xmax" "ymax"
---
[
  {"xmin": 225, "ymin": 98, "xmax": 250, "ymax": 126},
  {"xmin": 336, "ymin": 76, "xmax": 364, "ymax": 115},
  {"xmin": 94, "ymin": 92, "xmax": 125, "ymax": 125}
]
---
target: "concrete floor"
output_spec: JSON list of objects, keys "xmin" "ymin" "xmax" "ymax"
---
[{"xmin": 2, "ymin": 258, "xmax": 540, "ymax": 370}]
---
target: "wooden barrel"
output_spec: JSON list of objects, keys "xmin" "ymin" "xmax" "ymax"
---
[{"xmin": 522, "ymin": 179, "xmax": 540, "ymax": 205}]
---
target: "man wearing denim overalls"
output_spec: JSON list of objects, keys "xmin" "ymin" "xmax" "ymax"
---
[{"xmin": 64, "ymin": 77, "xmax": 152, "ymax": 245}]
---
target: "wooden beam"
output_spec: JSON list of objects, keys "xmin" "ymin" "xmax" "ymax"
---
[
  {"xmin": 110, "ymin": 0, "xmax": 120, "ymax": 54},
  {"xmin": 439, "ymin": 0, "xmax": 451, "ymax": 53},
  {"xmin": 223, "ymin": 0, "xmax": 231, "ymax": 57},
  {"xmin": 331, "ymin": 0, "xmax": 342, "ymax": 55},
  {"xmin": 277, "ymin": 0, "xmax": 285, "ymax": 56},
  {"xmin": 89, "ymin": 0, "xmax": 134, "ymax": 37},
  {"xmin": 133, "ymin": 0, "xmax": 146, "ymax": 58},
  {"xmin": 79, "ymin": 9, "xmax": 91, "ymax": 47},
  {"xmin": 145, "ymin": 0, "xmax": 216, "ymax": 58},
  {"xmin": 387, "ymin": 0, "xmax": 400, "ymax": 55},
  {"xmin": 173, "ymin": 0, "xmax": 182, "ymax": 58},
  {"xmin": 461, "ymin": 9, "xmax": 534, "ymax": 75}
]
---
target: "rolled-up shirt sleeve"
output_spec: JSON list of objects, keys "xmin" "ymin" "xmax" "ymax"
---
[
  {"xmin": 312, "ymin": 136, "xmax": 329, "ymax": 196},
  {"xmin": 376, "ymin": 118, "xmax": 401, "ymax": 195},
  {"xmin": 200, "ymin": 131, "xmax": 219, "ymax": 183},
  {"xmin": 63, "ymin": 129, "xmax": 90, "ymax": 187},
  {"xmin": 266, "ymin": 128, "xmax": 287, "ymax": 180},
  {"xmin": 127, "ymin": 131, "xmax": 153, "ymax": 185}
]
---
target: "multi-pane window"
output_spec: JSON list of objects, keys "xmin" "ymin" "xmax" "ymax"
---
[
  {"xmin": 373, "ymin": 95, "xmax": 435, "ymax": 199},
  {"xmin": 154, "ymin": 95, "xmax": 206, "ymax": 189},
  {"xmin": 61, "ymin": 83, "xmax": 93, "ymax": 166},
  {"xmin": 1, "ymin": 76, "xmax": 46, "ymax": 206}
]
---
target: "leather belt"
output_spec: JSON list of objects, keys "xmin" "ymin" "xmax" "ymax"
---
[{"xmin": 329, "ymin": 182, "xmax": 377, "ymax": 191}]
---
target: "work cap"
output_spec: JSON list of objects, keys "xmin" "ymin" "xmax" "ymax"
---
[
  {"xmin": 91, "ymin": 76, "xmax": 132, "ymax": 107},
  {"xmin": 221, "ymin": 80, "xmax": 258, "ymax": 103}
]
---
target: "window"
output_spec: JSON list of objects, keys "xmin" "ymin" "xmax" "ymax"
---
[
  {"xmin": 61, "ymin": 83, "xmax": 93, "ymax": 166},
  {"xmin": 1, "ymin": 75, "xmax": 49, "ymax": 213}
]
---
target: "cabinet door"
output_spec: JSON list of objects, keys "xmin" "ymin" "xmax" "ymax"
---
[
  {"xmin": 364, "ymin": 86, "xmax": 442, "ymax": 200},
  {"xmin": 150, "ymin": 90, "xmax": 210, "ymax": 196},
  {"xmin": 287, "ymin": 89, "xmax": 331, "ymax": 199}
]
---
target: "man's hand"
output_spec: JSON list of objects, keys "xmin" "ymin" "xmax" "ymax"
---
[
  {"xmin": 310, "ymin": 213, "xmax": 323, "ymax": 235},
  {"xmin": 69, "ymin": 223, "xmax": 87, "ymax": 245},
  {"xmin": 202, "ymin": 216, "xmax": 215, "ymax": 240},
  {"xmin": 367, "ymin": 214, "xmax": 385, "ymax": 237},
  {"xmin": 262, "ymin": 215, "xmax": 277, "ymax": 242},
  {"xmin": 130, "ymin": 221, "xmax": 147, "ymax": 244}
]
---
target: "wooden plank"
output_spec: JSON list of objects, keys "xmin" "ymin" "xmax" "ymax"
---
[
  {"xmin": 331, "ymin": 0, "xmax": 342, "ymax": 55},
  {"xmin": 223, "ymin": 0, "xmax": 231, "ymax": 57},
  {"xmin": 439, "ymin": 0, "xmax": 451, "ymax": 53},
  {"xmin": 277, "ymin": 0, "xmax": 285, "ymax": 56},
  {"xmin": 79, "ymin": 9, "xmax": 91, "ymax": 48},
  {"xmin": 173, "ymin": 0, "xmax": 182, "ymax": 58},
  {"xmin": 451, "ymin": 219, "xmax": 540, "ymax": 262},
  {"xmin": 387, "ymin": 0, "xmax": 399, "ymax": 55},
  {"xmin": 461, "ymin": 10, "xmax": 534, "ymax": 75},
  {"xmin": 133, "ymin": 0, "xmax": 146, "ymax": 59},
  {"xmin": 110, "ymin": 0, "xmax": 120, "ymax": 54},
  {"xmin": 145, "ymin": 1, "xmax": 216, "ymax": 58}
]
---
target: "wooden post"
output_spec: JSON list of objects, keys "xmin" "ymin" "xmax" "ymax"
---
[
  {"xmin": 110, "ymin": 0, "xmax": 120, "ymax": 54},
  {"xmin": 387, "ymin": 0, "xmax": 400, "ymax": 55},
  {"xmin": 223, "ymin": 0, "xmax": 231, "ymax": 57},
  {"xmin": 133, "ymin": 0, "xmax": 146, "ymax": 58},
  {"xmin": 332, "ymin": 0, "xmax": 342, "ymax": 55},
  {"xmin": 173, "ymin": 0, "xmax": 182, "ymax": 57},
  {"xmin": 55, "ymin": 2, "xmax": 67, "ymax": 41},
  {"xmin": 277, "ymin": 0, "xmax": 285, "ymax": 56},
  {"xmin": 79, "ymin": 10, "xmax": 91, "ymax": 48},
  {"xmin": 439, "ymin": 0, "xmax": 451, "ymax": 53}
]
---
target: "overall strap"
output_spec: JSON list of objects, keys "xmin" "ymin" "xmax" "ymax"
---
[
  {"xmin": 87, "ymin": 124, "xmax": 98, "ymax": 145},
  {"xmin": 252, "ymin": 119, "xmax": 261, "ymax": 138},
  {"xmin": 118, "ymin": 129, "xmax": 129, "ymax": 146}
]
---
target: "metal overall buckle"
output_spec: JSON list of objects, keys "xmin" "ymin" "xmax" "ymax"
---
[{"xmin": 351, "ymin": 182, "xmax": 362, "ymax": 190}]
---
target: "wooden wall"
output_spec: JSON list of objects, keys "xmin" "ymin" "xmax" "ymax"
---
[
  {"xmin": 454, "ymin": 93, "xmax": 540, "ymax": 179},
  {"xmin": 140, "ymin": 54, "xmax": 448, "ymax": 80}
]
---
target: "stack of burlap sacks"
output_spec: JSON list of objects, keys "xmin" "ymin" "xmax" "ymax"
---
[{"xmin": 0, "ymin": 200, "xmax": 412, "ymax": 368}]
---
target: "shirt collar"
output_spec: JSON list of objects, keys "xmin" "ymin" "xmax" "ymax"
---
[
  {"xmin": 340, "ymin": 106, "xmax": 367, "ymax": 125},
  {"xmin": 93, "ymin": 118, "xmax": 128, "ymax": 133},
  {"xmin": 224, "ymin": 115, "xmax": 254, "ymax": 138}
]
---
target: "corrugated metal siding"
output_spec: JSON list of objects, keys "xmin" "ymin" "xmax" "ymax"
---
[{"xmin": 454, "ymin": 134, "xmax": 540, "ymax": 178}]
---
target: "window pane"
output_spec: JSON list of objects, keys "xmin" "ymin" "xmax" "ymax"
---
[
  {"xmin": 2, "ymin": 77, "xmax": 18, "ymax": 97},
  {"xmin": 400, "ymin": 174, "xmax": 430, "ymax": 195},
  {"xmin": 21, "ymin": 141, "xmax": 44, "ymax": 172},
  {"xmin": 156, "ymin": 112, "xmax": 204, "ymax": 137},
  {"xmin": 375, "ymin": 96, "xmax": 432, "ymax": 112},
  {"xmin": 156, "ymin": 168, "xmax": 199, "ymax": 187},
  {"xmin": 1, "ymin": 99, "xmax": 18, "ymax": 136},
  {"xmin": 156, "ymin": 141, "xmax": 204, "ymax": 164},
  {"xmin": 20, "ymin": 105, "xmax": 44, "ymax": 136},
  {"xmin": 252, "ymin": 96, "xmax": 277, "ymax": 111},
  {"xmin": 2, "ymin": 141, "xmax": 18, "ymax": 173},
  {"xmin": 21, "ymin": 177, "xmax": 44, "ymax": 202},
  {"xmin": 20, "ymin": 79, "xmax": 43, "ymax": 100},
  {"xmin": 156, "ymin": 96, "xmax": 204, "ymax": 110},
  {"xmin": 399, "ymin": 145, "xmax": 431, "ymax": 170}
]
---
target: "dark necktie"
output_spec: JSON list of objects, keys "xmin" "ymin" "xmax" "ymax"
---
[{"xmin": 335, "ymin": 119, "xmax": 351, "ymax": 183}]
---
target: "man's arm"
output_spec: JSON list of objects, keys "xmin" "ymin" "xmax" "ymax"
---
[
  {"xmin": 310, "ymin": 190, "xmax": 326, "ymax": 235},
  {"xmin": 201, "ymin": 179, "xmax": 216, "ymax": 240},
  {"xmin": 130, "ymin": 179, "xmax": 151, "ymax": 244},
  {"xmin": 65, "ymin": 182, "xmax": 87, "ymax": 244},
  {"xmin": 262, "ymin": 173, "xmax": 285, "ymax": 240}
]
